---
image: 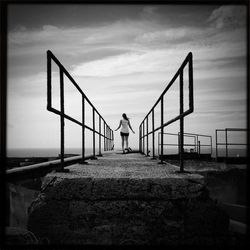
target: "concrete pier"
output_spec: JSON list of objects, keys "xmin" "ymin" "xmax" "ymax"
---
[{"xmin": 27, "ymin": 152, "xmax": 230, "ymax": 245}]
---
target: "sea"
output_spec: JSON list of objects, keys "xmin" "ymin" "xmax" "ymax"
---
[{"xmin": 7, "ymin": 147, "xmax": 247, "ymax": 158}]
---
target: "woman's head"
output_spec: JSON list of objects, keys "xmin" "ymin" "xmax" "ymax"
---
[{"xmin": 122, "ymin": 113, "xmax": 129, "ymax": 120}]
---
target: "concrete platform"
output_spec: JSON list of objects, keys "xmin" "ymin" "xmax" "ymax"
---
[
  {"xmin": 27, "ymin": 152, "xmax": 230, "ymax": 245},
  {"xmin": 54, "ymin": 151, "xmax": 204, "ymax": 178},
  {"xmin": 42, "ymin": 151, "xmax": 205, "ymax": 200}
]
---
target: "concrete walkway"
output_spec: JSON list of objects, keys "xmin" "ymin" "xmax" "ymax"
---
[{"xmin": 49, "ymin": 151, "xmax": 204, "ymax": 180}]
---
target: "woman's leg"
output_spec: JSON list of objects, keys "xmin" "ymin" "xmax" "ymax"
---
[
  {"xmin": 125, "ymin": 136, "xmax": 129, "ymax": 149},
  {"xmin": 121, "ymin": 136, "xmax": 125, "ymax": 151}
]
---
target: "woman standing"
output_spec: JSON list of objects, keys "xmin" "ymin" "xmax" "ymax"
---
[{"xmin": 115, "ymin": 113, "xmax": 135, "ymax": 153}]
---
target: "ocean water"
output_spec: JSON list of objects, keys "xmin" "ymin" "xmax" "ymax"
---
[{"xmin": 7, "ymin": 147, "xmax": 247, "ymax": 158}]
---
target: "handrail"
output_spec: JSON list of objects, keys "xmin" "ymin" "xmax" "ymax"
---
[
  {"xmin": 139, "ymin": 52, "xmax": 194, "ymax": 172},
  {"xmin": 47, "ymin": 50, "xmax": 114, "ymax": 171},
  {"xmin": 157, "ymin": 132, "xmax": 212, "ymax": 157},
  {"xmin": 215, "ymin": 128, "xmax": 248, "ymax": 160}
]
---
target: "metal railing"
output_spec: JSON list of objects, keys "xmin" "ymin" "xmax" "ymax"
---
[
  {"xmin": 157, "ymin": 132, "xmax": 212, "ymax": 158},
  {"xmin": 215, "ymin": 128, "xmax": 248, "ymax": 161},
  {"xmin": 47, "ymin": 50, "xmax": 114, "ymax": 171},
  {"xmin": 139, "ymin": 52, "xmax": 194, "ymax": 172}
]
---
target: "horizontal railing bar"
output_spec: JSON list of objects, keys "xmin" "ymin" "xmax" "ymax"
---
[
  {"xmin": 158, "ymin": 132, "xmax": 179, "ymax": 136},
  {"xmin": 160, "ymin": 144, "xmax": 193, "ymax": 146},
  {"xmin": 140, "ymin": 52, "xmax": 192, "ymax": 125},
  {"xmin": 216, "ymin": 143, "xmax": 248, "ymax": 146},
  {"xmin": 47, "ymin": 107, "xmax": 111, "ymax": 139},
  {"xmin": 225, "ymin": 128, "xmax": 249, "ymax": 131},
  {"xmin": 160, "ymin": 143, "xmax": 211, "ymax": 147},
  {"xmin": 6, "ymin": 151, "xmax": 114, "ymax": 182},
  {"xmin": 216, "ymin": 128, "xmax": 248, "ymax": 132},
  {"xmin": 48, "ymin": 50, "xmax": 84, "ymax": 96},
  {"xmin": 141, "ymin": 109, "xmax": 193, "ymax": 138},
  {"xmin": 180, "ymin": 132, "xmax": 212, "ymax": 138},
  {"xmin": 155, "ymin": 109, "xmax": 193, "ymax": 132}
]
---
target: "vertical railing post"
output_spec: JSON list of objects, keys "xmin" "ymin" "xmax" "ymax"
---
[
  {"xmin": 109, "ymin": 127, "xmax": 111, "ymax": 150},
  {"xmin": 106, "ymin": 126, "xmax": 108, "ymax": 151},
  {"xmin": 178, "ymin": 132, "xmax": 180, "ymax": 154},
  {"xmin": 179, "ymin": 70, "xmax": 184, "ymax": 172},
  {"xmin": 107, "ymin": 125, "xmax": 109, "ymax": 151},
  {"xmin": 80, "ymin": 96, "xmax": 88, "ymax": 164},
  {"xmin": 111, "ymin": 130, "xmax": 114, "ymax": 150},
  {"xmin": 196, "ymin": 135, "xmax": 198, "ymax": 154},
  {"xmin": 59, "ymin": 68, "xmax": 65, "ymax": 171},
  {"xmin": 159, "ymin": 97, "xmax": 164, "ymax": 164},
  {"xmin": 198, "ymin": 140, "xmax": 201, "ymax": 156},
  {"xmin": 189, "ymin": 52, "xmax": 194, "ymax": 112},
  {"xmin": 210, "ymin": 136, "xmax": 212, "ymax": 157},
  {"xmin": 146, "ymin": 116, "xmax": 149, "ymax": 156},
  {"xmin": 98, "ymin": 116, "xmax": 102, "ymax": 156},
  {"xmin": 47, "ymin": 52, "xmax": 52, "ymax": 109},
  {"xmin": 215, "ymin": 130, "xmax": 218, "ymax": 160},
  {"xmin": 225, "ymin": 128, "xmax": 228, "ymax": 160},
  {"xmin": 139, "ymin": 125, "xmax": 141, "ymax": 153},
  {"xmin": 110, "ymin": 127, "xmax": 112, "ymax": 150},
  {"xmin": 142, "ymin": 121, "xmax": 145, "ymax": 155},
  {"xmin": 103, "ymin": 121, "xmax": 106, "ymax": 151},
  {"xmin": 92, "ymin": 108, "xmax": 97, "ymax": 159},
  {"xmin": 140, "ymin": 125, "xmax": 142, "ymax": 153},
  {"xmin": 152, "ymin": 109, "xmax": 155, "ymax": 159}
]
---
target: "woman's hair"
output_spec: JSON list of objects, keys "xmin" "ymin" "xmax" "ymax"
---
[{"xmin": 122, "ymin": 113, "xmax": 129, "ymax": 120}]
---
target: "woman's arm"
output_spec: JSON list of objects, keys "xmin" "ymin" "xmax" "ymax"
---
[
  {"xmin": 115, "ymin": 120, "xmax": 122, "ymax": 131},
  {"xmin": 128, "ymin": 120, "xmax": 135, "ymax": 133}
]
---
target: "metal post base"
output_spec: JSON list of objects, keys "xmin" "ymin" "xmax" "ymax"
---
[
  {"xmin": 97, "ymin": 154, "xmax": 103, "ymax": 157},
  {"xmin": 91, "ymin": 156, "xmax": 98, "ymax": 160}
]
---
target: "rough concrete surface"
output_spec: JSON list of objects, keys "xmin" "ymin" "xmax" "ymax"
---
[{"xmin": 27, "ymin": 152, "xmax": 230, "ymax": 245}]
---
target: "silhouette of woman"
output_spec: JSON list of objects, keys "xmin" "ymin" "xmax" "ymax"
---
[{"xmin": 115, "ymin": 113, "xmax": 135, "ymax": 153}]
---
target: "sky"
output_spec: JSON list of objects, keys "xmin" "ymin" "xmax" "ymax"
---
[{"xmin": 7, "ymin": 4, "xmax": 247, "ymax": 154}]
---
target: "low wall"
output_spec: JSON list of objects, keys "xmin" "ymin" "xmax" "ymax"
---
[{"xmin": 27, "ymin": 170, "xmax": 230, "ymax": 245}]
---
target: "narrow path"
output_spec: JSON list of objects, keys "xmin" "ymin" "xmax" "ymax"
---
[{"xmin": 48, "ymin": 151, "xmax": 204, "ymax": 181}]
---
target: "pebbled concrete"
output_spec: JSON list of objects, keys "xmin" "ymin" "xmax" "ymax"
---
[{"xmin": 40, "ymin": 152, "xmax": 205, "ymax": 201}]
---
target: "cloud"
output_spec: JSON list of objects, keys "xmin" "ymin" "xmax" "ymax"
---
[
  {"xmin": 140, "ymin": 6, "xmax": 159, "ymax": 19},
  {"xmin": 72, "ymin": 50, "xmax": 181, "ymax": 77},
  {"xmin": 134, "ymin": 26, "xmax": 205, "ymax": 45},
  {"xmin": 207, "ymin": 5, "xmax": 246, "ymax": 29}
]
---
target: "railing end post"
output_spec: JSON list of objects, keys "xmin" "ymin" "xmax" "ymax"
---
[{"xmin": 47, "ymin": 50, "xmax": 52, "ymax": 56}]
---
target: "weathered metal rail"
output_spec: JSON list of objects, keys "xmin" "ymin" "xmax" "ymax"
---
[
  {"xmin": 139, "ymin": 52, "xmax": 194, "ymax": 172},
  {"xmin": 47, "ymin": 50, "xmax": 114, "ymax": 171},
  {"xmin": 215, "ymin": 128, "xmax": 248, "ymax": 163},
  {"xmin": 157, "ymin": 132, "xmax": 212, "ymax": 158}
]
